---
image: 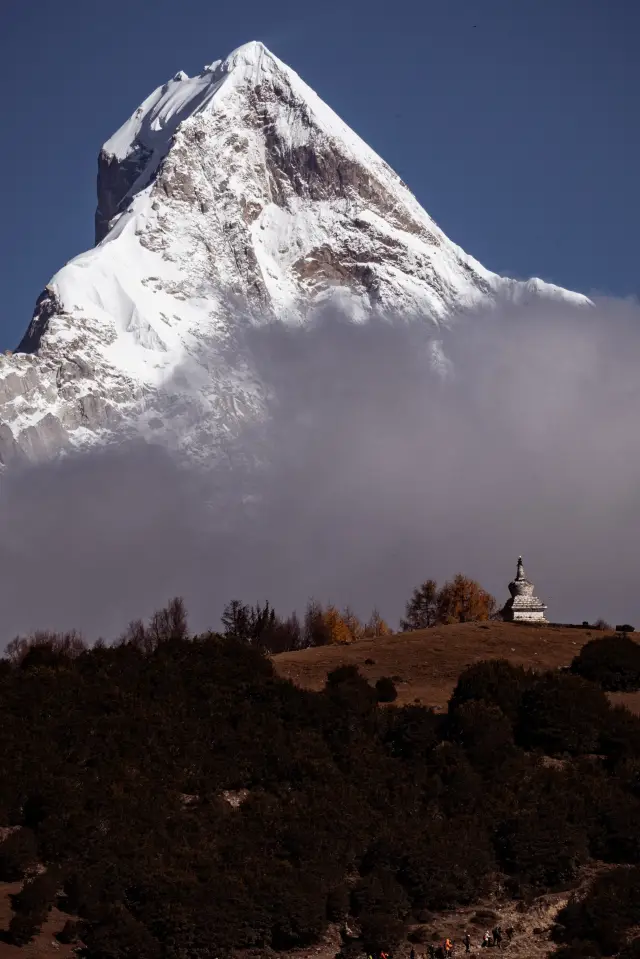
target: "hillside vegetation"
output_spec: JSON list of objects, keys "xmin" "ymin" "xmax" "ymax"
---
[{"xmin": 0, "ymin": 604, "xmax": 640, "ymax": 959}]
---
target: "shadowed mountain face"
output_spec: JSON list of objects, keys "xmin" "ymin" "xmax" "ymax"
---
[{"xmin": 0, "ymin": 41, "xmax": 590, "ymax": 470}]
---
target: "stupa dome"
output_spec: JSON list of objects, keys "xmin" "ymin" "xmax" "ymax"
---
[{"xmin": 509, "ymin": 556, "xmax": 535, "ymax": 598}]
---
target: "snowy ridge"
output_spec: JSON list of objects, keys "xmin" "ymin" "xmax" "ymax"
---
[{"xmin": 0, "ymin": 41, "xmax": 591, "ymax": 468}]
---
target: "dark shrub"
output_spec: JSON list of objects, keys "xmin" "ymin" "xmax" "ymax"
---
[
  {"xmin": 554, "ymin": 866, "xmax": 640, "ymax": 955},
  {"xmin": 0, "ymin": 827, "xmax": 38, "ymax": 881},
  {"xmin": 326, "ymin": 664, "xmax": 364, "ymax": 687},
  {"xmin": 20, "ymin": 644, "xmax": 69, "ymax": 670},
  {"xmin": 616, "ymin": 756, "xmax": 640, "ymax": 797},
  {"xmin": 571, "ymin": 636, "xmax": 640, "ymax": 691},
  {"xmin": 517, "ymin": 673, "xmax": 612, "ymax": 756},
  {"xmin": 601, "ymin": 706, "xmax": 640, "ymax": 767},
  {"xmin": 8, "ymin": 911, "xmax": 44, "ymax": 945},
  {"xmin": 22, "ymin": 790, "xmax": 54, "ymax": 830},
  {"xmin": 325, "ymin": 665, "xmax": 377, "ymax": 713},
  {"xmin": 589, "ymin": 785, "xmax": 640, "ymax": 863},
  {"xmin": 326, "ymin": 885, "xmax": 350, "ymax": 922},
  {"xmin": 81, "ymin": 908, "xmax": 162, "ymax": 959},
  {"xmin": 336, "ymin": 943, "xmax": 363, "ymax": 959},
  {"xmin": 398, "ymin": 817, "xmax": 494, "ymax": 910},
  {"xmin": 449, "ymin": 659, "xmax": 535, "ymax": 722},
  {"xmin": 426, "ymin": 743, "xmax": 484, "ymax": 817},
  {"xmin": 60, "ymin": 872, "xmax": 102, "ymax": 918},
  {"xmin": 492, "ymin": 763, "xmax": 591, "ymax": 891},
  {"xmin": 383, "ymin": 706, "xmax": 442, "ymax": 762},
  {"xmin": 57, "ymin": 919, "xmax": 82, "ymax": 944},
  {"xmin": 359, "ymin": 912, "xmax": 406, "ymax": 953},
  {"xmin": 620, "ymin": 940, "xmax": 640, "ymax": 959},
  {"xmin": 270, "ymin": 883, "xmax": 328, "ymax": 950},
  {"xmin": 446, "ymin": 700, "xmax": 516, "ymax": 772},
  {"xmin": 495, "ymin": 803, "xmax": 588, "ymax": 890},
  {"xmin": 375, "ymin": 677, "xmax": 398, "ymax": 703},
  {"xmin": 553, "ymin": 944, "xmax": 602, "ymax": 959},
  {"xmin": 408, "ymin": 926, "xmax": 431, "ymax": 943},
  {"xmin": 11, "ymin": 871, "xmax": 59, "ymax": 915},
  {"xmin": 352, "ymin": 870, "xmax": 410, "ymax": 920}
]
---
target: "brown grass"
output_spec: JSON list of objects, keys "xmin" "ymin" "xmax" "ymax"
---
[
  {"xmin": 273, "ymin": 621, "xmax": 621, "ymax": 711},
  {"xmin": 609, "ymin": 690, "xmax": 640, "ymax": 714}
]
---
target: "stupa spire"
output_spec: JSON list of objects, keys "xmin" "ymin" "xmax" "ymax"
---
[{"xmin": 502, "ymin": 555, "xmax": 548, "ymax": 623}]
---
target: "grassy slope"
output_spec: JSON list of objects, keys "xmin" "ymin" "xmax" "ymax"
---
[{"xmin": 273, "ymin": 621, "xmax": 627, "ymax": 710}]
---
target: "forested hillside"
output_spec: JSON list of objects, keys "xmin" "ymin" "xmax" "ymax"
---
[{"xmin": 0, "ymin": 605, "xmax": 639, "ymax": 959}]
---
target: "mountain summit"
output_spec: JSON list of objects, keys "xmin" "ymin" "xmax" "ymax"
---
[{"xmin": 0, "ymin": 41, "xmax": 590, "ymax": 467}]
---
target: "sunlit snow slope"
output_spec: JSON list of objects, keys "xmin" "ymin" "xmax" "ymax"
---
[{"xmin": 0, "ymin": 41, "xmax": 591, "ymax": 467}]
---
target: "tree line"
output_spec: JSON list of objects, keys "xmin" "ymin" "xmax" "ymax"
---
[{"xmin": 217, "ymin": 573, "xmax": 498, "ymax": 655}]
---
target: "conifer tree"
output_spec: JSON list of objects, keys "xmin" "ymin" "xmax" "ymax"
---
[
  {"xmin": 400, "ymin": 579, "xmax": 438, "ymax": 631},
  {"xmin": 304, "ymin": 599, "xmax": 331, "ymax": 647}
]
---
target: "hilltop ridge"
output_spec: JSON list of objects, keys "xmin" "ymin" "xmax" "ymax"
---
[{"xmin": 273, "ymin": 620, "xmax": 636, "ymax": 710}]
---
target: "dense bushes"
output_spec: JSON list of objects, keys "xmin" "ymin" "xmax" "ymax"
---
[
  {"xmin": 450, "ymin": 659, "xmax": 617, "ymax": 757},
  {"xmin": 396, "ymin": 816, "xmax": 494, "ymax": 909},
  {"xmin": 571, "ymin": 635, "xmax": 640, "ymax": 691},
  {"xmin": 0, "ymin": 605, "xmax": 640, "ymax": 957},
  {"xmin": 56, "ymin": 919, "xmax": 82, "ymax": 944},
  {"xmin": 449, "ymin": 659, "xmax": 536, "ymax": 722},
  {"xmin": 7, "ymin": 912, "xmax": 44, "ymax": 945},
  {"xmin": 0, "ymin": 827, "xmax": 38, "ymax": 880},
  {"xmin": 359, "ymin": 912, "xmax": 407, "ymax": 954},
  {"xmin": 11, "ymin": 871, "xmax": 59, "ymax": 915},
  {"xmin": 517, "ymin": 673, "xmax": 612, "ymax": 756},
  {"xmin": 495, "ymin": 799, "xmax": 588, "ymax": 890},
  {"xmin": 446, "ymin": 700, "xmax": 516, "ymax": 772},
  {"xmin": 554, "ymin": 867, "xmax": 640, "ymax": 955},
  {"xmin": 3, "ymin": 870, "xmax": 60, "ymax": 945}
]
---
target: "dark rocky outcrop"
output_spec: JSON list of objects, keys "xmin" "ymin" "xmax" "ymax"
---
[
  {"xmin": 95, "ymin": 144, "xmax": 153, "ymax": 243},
  {"xmin": 16, "ymin": 287, "xmax": 64, "ymax": 354}
]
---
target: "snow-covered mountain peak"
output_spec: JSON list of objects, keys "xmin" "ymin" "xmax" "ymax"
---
[
  {"xmin": 218, "ymin": 39, "xmax": 271, "ymax": 71},
  {"xmin": 102, "ymin": 43, "xmax": 286, "ymax": 171},
  {"xmin": 0, "ymin": 41, "xmax": 591, "ymax": 469}
]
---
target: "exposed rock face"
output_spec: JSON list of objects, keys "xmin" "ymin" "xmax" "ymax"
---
[
  {"xmin": 95, "ymin": 144, "xmax": 153, "ymax": 243},
  {"xmin": 0, "ymin": 41, "xmax": 591, "ymax": 469}
]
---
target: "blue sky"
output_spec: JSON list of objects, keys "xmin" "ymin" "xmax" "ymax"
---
[{"xmin": 0, "ymin": 0, "xmax": 637, "ymax": 350}]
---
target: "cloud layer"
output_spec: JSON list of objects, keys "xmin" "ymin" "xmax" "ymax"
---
[{"xmin": 1, "ymin": 293, "xmax": 639, "ymax": 644}]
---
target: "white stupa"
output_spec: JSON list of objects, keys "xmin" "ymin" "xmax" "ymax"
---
[{"xmin": 502, "ymin": 556, "xmax": 548, "ymax": 623}]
